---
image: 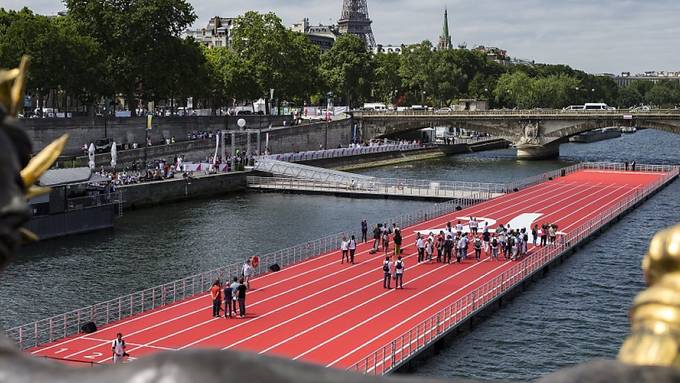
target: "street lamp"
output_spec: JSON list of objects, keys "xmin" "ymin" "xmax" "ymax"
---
[
  {"xmin": 103, "ymin": 106, "xmax": 108, "ymax": 138},
  {"xmin": 421, "ymin": 91, "xmax": 426, "ymax": 106}
]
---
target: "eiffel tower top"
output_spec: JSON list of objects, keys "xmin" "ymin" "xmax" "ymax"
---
[{"xmin": 338, "ymin": 0, "xmax": 376, "ymax": 48}]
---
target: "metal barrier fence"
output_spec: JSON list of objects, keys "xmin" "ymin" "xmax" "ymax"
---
[
  {"xmin": 347, "ymin": 165, "xmax": 679, "ymax": 375},
  {"xmin": 258, "ymin": 144, "xmax": 426, "ymax": 163},
  {"xmin": 247, "ymin": 176, "xmax": 505, "ymax": 200},
  {"xmin": 6, "ymin": 195, "xmax": 486, "ymax": 351}
]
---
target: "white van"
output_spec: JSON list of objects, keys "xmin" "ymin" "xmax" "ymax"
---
[{"xmin": 363, "ymin": 103, "xmax": 387, "ymax": 112}]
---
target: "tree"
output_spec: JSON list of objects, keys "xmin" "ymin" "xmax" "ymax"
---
[
  {"xmin": 617, "ymin": 85, "xmax": 643, "ymax": 108},
  {"xmin": 65, "ymin": 0, "xmax": 197, "ymax": 115},
  {"xmin": 320, "ymin": 34, "xmax": 374, "ymax": 107},
  {"xmin": 645, "ymin": 81, "xmax": 680, "ymax": 107},
  {"xmin": 373, "ymin": 52, "xmax": 402, "ymax": 104},
  {"xmin": 399, "ymin": 41, "xmax": 434, "ymax": 105}
]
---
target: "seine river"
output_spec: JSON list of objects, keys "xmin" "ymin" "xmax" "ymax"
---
[{"xmin": 1, "ymin": 129, "xmax": 679, "ymax": 381}]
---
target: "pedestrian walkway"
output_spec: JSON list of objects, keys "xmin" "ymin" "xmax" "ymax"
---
[
  {"xmin": 253, "ymin": 158, "xmax": 374, "ymax": 185},
  {"xmin": 22, "ymin": 166, "xmax": 677, "ymax": 374}
]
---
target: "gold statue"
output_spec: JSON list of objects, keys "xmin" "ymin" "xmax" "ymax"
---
[
  {"xmin": 619, "ymin": 223, "xmax": 680, "ymax": 367},
  {"xmin": 0, "ymin": 56, "xmax": 68, "ymax": 240}
]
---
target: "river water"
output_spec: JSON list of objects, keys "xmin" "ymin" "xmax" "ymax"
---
[{"xmin": 1, "ymin": 129, "xmax": 679, "ymax": 381}]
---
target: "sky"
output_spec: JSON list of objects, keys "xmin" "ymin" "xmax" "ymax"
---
[{"xmin": 4, "ymin": 0, "xmax": 680, "ymax": 74}]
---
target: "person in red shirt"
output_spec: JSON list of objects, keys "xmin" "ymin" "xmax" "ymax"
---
[{"xmin": 209, "ymin": 280, "xmax": 222, "ymax": 317}]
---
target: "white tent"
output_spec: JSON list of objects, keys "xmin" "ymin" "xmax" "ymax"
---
[
  {"xmin": 110, "ymin": 141, "xmax": 117, "ymax": 168},
  {"xmin": 88, "ymin": 143, "xmax": 95, "ymax": 170}
]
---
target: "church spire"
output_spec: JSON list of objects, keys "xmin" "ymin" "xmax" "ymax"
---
[{"xmin": 438, "ymin": 7, "xmax": 452, "ymax": 50}]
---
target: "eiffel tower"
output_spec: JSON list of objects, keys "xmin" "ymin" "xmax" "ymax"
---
[{"xmin": 338, "ymin": 0, "xmax": 376, "ymax": 48}]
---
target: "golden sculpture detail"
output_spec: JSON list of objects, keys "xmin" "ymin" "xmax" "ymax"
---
[
  {"xmin": 0, "ymin": 56, "xmax": 68, "ymax": 241},
  {"xmin": 619, "ymin": 223, "xmax": 680, "ymax": 368}
]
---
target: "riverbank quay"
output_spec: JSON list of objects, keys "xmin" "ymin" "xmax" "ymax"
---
[
  {"xmin": 14, "ymin": 163, "xmax": 678, "ymax": 373},
  {"xmin": 119, "ymin": 171, "xmax": 248, "ymax": 210}
]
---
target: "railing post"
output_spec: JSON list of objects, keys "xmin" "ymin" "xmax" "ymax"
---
[{"xmin": 391, "ymin": 340, "xmax": 397, "ymax": 370}]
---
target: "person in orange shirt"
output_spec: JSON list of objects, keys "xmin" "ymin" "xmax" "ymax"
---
[{"xmin": 210, "ymin": 280, "xmax": 222, "ymax": 317}]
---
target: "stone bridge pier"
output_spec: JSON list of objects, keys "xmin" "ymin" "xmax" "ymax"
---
[{"xmin": 353, "ymin": 111, "xmax": 680, "ymax": 160}]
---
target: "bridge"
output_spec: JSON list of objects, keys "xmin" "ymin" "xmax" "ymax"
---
[{"xmin": 353, "ymin": 110, "xmax": 680, "ymax": 159}]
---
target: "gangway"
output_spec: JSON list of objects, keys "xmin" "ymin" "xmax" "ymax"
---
[{"xmin": 253, "ymin": 158, "xmax": 375, "ymax": 185}]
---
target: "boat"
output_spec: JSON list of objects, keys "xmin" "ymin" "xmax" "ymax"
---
[
  {"xmin": 569, "ymin": 127, "xmax": 622, "ymax": 143},
  {"xmin": 25, "ymin": 168, "xmax": 122, "ymax": 240},
  {"xmin": 620, "ymin": 126, "xmax": 637, "ymax": 134}
]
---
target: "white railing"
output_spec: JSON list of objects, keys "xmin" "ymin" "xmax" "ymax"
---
[
  {"xmin": 6, "ymin": 196, "xmax": 483, "ymax": 351},
  {"xmin": 347, "ymin": 165, "xmax": 679, "ymax": 375},
  {"xmin": 259, "ymin": 143, "xmax": 427, "ymax": 163},
  {"xmin": 253, "ymin": 158, "xmax": 375, "ymax": 185},
  {"xmin": 248, "ymin": 176, "xmax": 507, "ymax": 200}
]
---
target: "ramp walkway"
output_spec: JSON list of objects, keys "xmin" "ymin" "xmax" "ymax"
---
[
  {"xmin": 253, "ymin": 158, "xmax": 374, "ymax": 185},
  {"xmin": 247, "ymin": 176, "xmax": 506, "ymax": 201}
]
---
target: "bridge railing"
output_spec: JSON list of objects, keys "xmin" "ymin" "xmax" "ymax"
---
[
  {"xmin": 6, "ymin": 195, "xmax": 487, "ymax": 351},
  {"xmin": 355, "ymin": 109, "xmax": 680, "ymax": 117},
  {"xmin": 348, "ymin": 165, "xmax": 680, "ymax": 375}
]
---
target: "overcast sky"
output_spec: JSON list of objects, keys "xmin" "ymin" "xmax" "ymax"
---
[{"xmin": 4, "ymin": 0, "xmax": 679, "ymax": 74}]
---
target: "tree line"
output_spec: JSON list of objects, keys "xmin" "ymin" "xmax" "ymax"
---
[{"xmin": 1, "ymin": 2, "xmax": 679, "ymax": 117}]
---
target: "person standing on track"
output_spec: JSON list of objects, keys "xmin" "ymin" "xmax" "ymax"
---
[
  {"xmin": 425, "ymin": 235, "xmax": 434, "ymax": 262},
  {"xmin": 224, "ymin": 277, "xmax": 237, "ymax": 318},
  {"xmin": 474, "ymin": 235, "xmax": 482, "ymax": 261},
  {"xmin": 469, "ymin": 217, "xmax": 478, "ymax": 234},
  {"xmin": 549, "ymin": 225, "xmax": 557, "ymax": 246},
  {"xmin": 382, "ymin": 230, "xmax": 390, "ymax": 254},
  {"xmin": 457, "ymin": 235, "xmax": 467, "ymax": 263},
  {"xmin": 455, "ymin": 220, "xmax": 464, "ymax": 237},
  {"xmin": 393, "ymin": 226, "xmax": 402, "ymax": 256},
  {"xmin": 210, "ymin": 280, "xmax": 222, "ymax": 317},
  {"xmin": 491, "ymin": 235, "xmax": 499, "ymax": 260},
  {"xmin": 242, "ymin": 259, "xmax": 254, "ymax": 290},
  {"xmin": 341, "ymin": 236, "xmax": 349, "ymax": 264},
  {"xmin": 416, "ymin": 233, "xmax": 425, "ymax": 263},
  {"xmin": 541, "ymin": 223, "xmax": 548, "ymax": 246},
  {"xmin": 383, "ymin": 256, "xmax": 393, "ymax": 289},
  {"xmin": 373, "ymin": 224, "xmax": 381, "ymax": 251},
  {"xmin": 361, "ymin": 219, "xmax": 368, "ymax": 243},
  {"xmin": 237, "ymin": 277, "xmax": 247, "ymax": 318},
  {"xmin": 444, "ymin": 234, "xmax": 454, "ymax": 263},
  {"xmin": 482, "ymin": 229, "xmax": 491, "ymax": 257},
  {"xmin": 348, "ymin": 235, "xmax": 357, "ymax": 264},
  {"xmin": 436, "ymin": 231, "xmax": 444, "ymax": 262},
  {"xmin": 532, "ymin": 224, "xmax": 539, "ymax": 246},
  {"xmin": 394, "ymin": 256, "xmax": 404, "ymax": 289},
  {"xmin": 112, "ymin": 333, "xmax": 127, "ymax": 364}
]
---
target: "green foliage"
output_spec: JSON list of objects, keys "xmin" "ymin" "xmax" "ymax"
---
[
  {"xmin": 373, "ymin": 52, "xmax": 401, "ymax": 104},
  {"xmin": 320, "ymin": 34, "xmax": 374, "ymax": 107}
]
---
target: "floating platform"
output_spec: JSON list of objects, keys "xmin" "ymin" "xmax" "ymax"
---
[{"xmin": 21, "ymin": 166, "xmax": 679, "ymax": 374}]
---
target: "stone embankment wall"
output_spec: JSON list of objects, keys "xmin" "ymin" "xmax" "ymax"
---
[
  {"xmin": 20, "ymin": 115, "xmax": 293, "ymax": 155},
  {"xmin": 119, "ymin": 171, "xmax": 248, "ymax": 209}
]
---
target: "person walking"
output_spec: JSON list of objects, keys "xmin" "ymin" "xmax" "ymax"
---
[
  {"xmin": 209, "ymin": 280, "xmax": 222, "ymax": 317},
  {"xmin": 532, "ymin": 224, "xmax": 539, "ymax": 246},
  {"xmin": 425, "ymin": 236, "xmax": 434, "ymax": 262},
  {"xmin": 383, "ymin": 256, "xmax": 393, "ymax": 289},
  {"xmin": 436, "ymin": 231, "xmax": 444, "ymax": 262},
  {"xmin": 548, "ymin": 225, "xmax": 557, "ymax": 246},
  {"xmin": 340, "ymin": 236, "xmax": 349, "ymax": 264},
  {"xmin": 242, "ymin": 259, "xmax": 255, "ymax": 290},
  {"xmin": 382, "ymin": 230, "xmax": 390, "ymax": 254},
  {"xmin": 482, "ymin": 229, "xmax": 491, "ymax": 257},
  {"xmin": 237, "ymin": 277, "xmax": 247, "ymax": 318},
  {"xmin": 112, "ymin": 333, "xmax": 127, "ymax": 364},
  {"xmin": 361, "ymin": 219, "xmax": 368, "ymax": 243},
  {"xmin": 348, "ymin": 235, "xmax": 357, "ymax": 264},
  {"xmin": 223, "ymin": 278, "xmax": 236, "ymax": 318},
  {"xmin": 394, "ymin": 256, "xmax": 404, "ymax": 289},
  {"xmin": 490, "ymin": 235, "xmax": 499, "ymax": 260},
  {"xmin": 469, "ymin": 217, "xmax": 478, "ymax": 234}
]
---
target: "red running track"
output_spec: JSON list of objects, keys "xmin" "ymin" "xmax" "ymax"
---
[{"xmin": 29, "ymin": 170, "xmax": 668, "ymax": 369}]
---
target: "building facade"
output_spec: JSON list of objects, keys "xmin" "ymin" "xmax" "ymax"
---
[
  {"xmin": 291, "ymin": 19, "xmax": 340, "ymax": 51},
  {"xmin": 183, "ymin": 16, "xmax": 235, "ymax": 48}
]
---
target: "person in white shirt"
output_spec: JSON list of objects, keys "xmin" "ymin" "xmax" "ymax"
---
[
  {"xmin": 394, "ymin": 256, "xmax": 404, "ymax": 289},
  {"xmin": 455, "ymin": 220, "xmax": 464, "ymax": 235},
  {"xmin": 112, "ymin": 333, "xmax": 127, "ymax": 363},
  {"xmin": 348, "ymin": 235, "xmax": 357, "ymax": 264},
  {"xmin": 416, "ymin": 234, "xmax": 425, "ymax": 263},
  {"xmin": 242, "ymin": 259, "xmax": 255, "ymax": 290},
  {"xmin": 340, "ymin": 237, "xmax": 349, "ymax": 264}
]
